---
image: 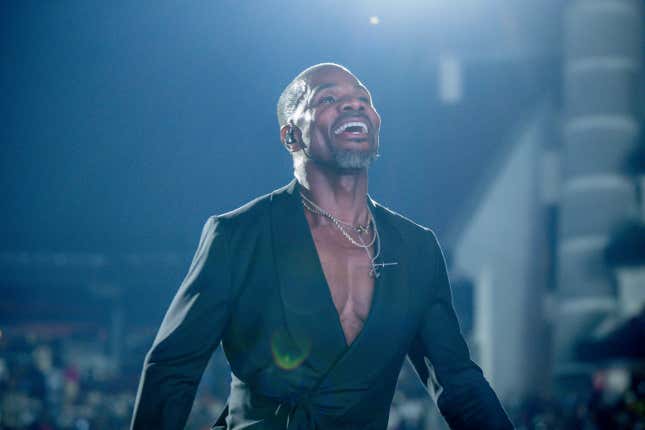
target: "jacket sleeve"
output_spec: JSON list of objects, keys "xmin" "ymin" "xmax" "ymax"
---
[
  {"xmin": 131, "ymin": 216, "xmax": 233, "ymax": 430},
  {"xmin": 407, "ymin": 230, "xmax": 514, "ymax": 430}
]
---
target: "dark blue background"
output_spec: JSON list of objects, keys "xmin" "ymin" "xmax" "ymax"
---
[{"xmin": 1, "ymin": 1, "xmax": 560, "ymax": 256}]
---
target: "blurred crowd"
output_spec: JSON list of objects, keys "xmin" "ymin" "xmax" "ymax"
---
[
  {"xmin": 504, "ymin": 367, "xmax": 645, "ymax": 430},
  {"xmin": 0, "ymin": 328, "xmax": 642, "ymax": 430},
  {"xmin": 0, "ymin": 328, "xmax": 229, "ymax": 430}
]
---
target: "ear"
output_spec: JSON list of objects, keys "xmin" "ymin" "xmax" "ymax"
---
[{"xmin": 280, "ymin": 124, "xmax": 303, "ymax": 153}]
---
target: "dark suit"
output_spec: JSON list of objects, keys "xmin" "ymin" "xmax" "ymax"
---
[{"xmin": 131, "ymin": 179, "xmax": 514, "ymax": 429}]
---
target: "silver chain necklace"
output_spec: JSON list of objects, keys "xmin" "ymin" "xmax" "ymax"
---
[
  {"xmin": 300, "ymin": 192, "xmax": 371, "ymax": 233},
  {"xmin": 299, "ymin": 192, "xmax": 383, "ymax": 277},
  {"xmin": 300, "ymin": 195, "xmax": 377, "ymax": 249}
]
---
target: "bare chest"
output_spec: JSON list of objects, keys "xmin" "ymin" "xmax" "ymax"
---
[{"xmin": 309, "ymin": 226, "xmax": 375, "ymax": 347}]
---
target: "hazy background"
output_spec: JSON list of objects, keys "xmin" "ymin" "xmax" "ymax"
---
[{"xmin": 1, "ymin": 1, "xmax": 643, "ymax": 429}]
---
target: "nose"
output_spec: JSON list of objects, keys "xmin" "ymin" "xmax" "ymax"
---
[{"xmin": 340, "ymin": 96, "xmax": 366, "ymax": 112}]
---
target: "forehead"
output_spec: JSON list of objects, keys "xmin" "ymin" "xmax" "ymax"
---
[{"xmin": 304, "ymin": 67, "xmax": 368, "ymax": 92}]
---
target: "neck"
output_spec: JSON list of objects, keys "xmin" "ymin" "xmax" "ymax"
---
[{"xmin": 295, "ymin": 160, "xmax": 369, "ymax": 226}]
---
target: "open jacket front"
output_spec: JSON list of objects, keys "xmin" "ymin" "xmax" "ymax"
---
[{"xmin": 131, "ymin": 180, "xmax": 514, "ymax": 430}]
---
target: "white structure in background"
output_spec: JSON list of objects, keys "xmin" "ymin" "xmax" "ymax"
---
[
  {"xmin": 556, "ymin": 0, "xmax": 643, "ymax": 377},
  {"xmin": 450, "ymin": 0, "xmax": 644, "ymax": 401},
  {"xmin": 452, "ymin": 105, "xmax": 555, "ymax": 398}
]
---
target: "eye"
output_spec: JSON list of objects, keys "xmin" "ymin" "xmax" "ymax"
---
[{"xmin": 318, "ymin": 95, "xmax": 336, "ymax": 104}]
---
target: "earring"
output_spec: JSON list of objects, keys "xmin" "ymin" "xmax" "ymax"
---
[{"xmin": 285, "ymin": 127, "xmax": 296, "ymax": 145}]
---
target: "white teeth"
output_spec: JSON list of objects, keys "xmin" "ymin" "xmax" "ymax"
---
[{"xmin": 333, "ymin": 121, "xmax": 368, "ymax": 135}]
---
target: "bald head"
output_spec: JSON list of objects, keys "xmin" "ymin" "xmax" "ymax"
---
[{"xmin": 276, "ymin": 63, "xmax": 358, "ymax": 128}]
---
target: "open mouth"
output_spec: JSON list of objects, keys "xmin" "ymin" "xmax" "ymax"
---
[{"xmin": 333, "ymin": 121, "xmax": 369, "ymax": 136}]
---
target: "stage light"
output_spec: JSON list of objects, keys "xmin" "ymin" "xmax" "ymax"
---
[{"xmin": 438, "ymin": 54, "xmax": 462, "ymax": 104}]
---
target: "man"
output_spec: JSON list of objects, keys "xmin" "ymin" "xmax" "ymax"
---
[{"xmin": 131, "ymin": 63, "xmax": 514, "ymax": 429}]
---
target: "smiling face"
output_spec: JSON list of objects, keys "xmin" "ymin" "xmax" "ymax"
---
[{"xmin": 289, "ymin": 65, "xmax": 381, "ymax": 170}]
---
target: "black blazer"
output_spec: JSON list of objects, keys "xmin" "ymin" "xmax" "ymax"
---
[{"xmin": 131, "ymin": 179, "xmax": 514, "ymax": 430}]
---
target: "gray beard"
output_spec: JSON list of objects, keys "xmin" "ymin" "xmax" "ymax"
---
[{"xmin": 330, "ymin": 145, "xmax": 378, "ymax": 169}]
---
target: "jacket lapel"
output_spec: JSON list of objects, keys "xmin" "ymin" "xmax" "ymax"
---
[
  {"xmin": 317, "ymin": 198, "xmax": 410, "ymax": 404},
  {"xmin": 269, "ymin": 180, "xmax": 410, "ymax": 412},
  {"xmin": 269, "ymin": 179, "xmax": 348, "ymax": 372}
]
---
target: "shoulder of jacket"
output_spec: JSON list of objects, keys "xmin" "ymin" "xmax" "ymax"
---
[
  {"xmin": 371, "ymin": 199, "xmax": 436, "ymax": 238},
  {"xmin": 206, "ymin": 181, "xmax": 293, "ymax": 231}
]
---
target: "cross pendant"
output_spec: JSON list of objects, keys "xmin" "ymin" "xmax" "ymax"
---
[{"xmin": 369, "ymin": 261, "xmax": 398, "ymax": 278}]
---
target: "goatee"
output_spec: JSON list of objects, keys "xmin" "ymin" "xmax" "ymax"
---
[{"xmin": 331, "ymin": 142, "xmax": 378, "ymax": 169}]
